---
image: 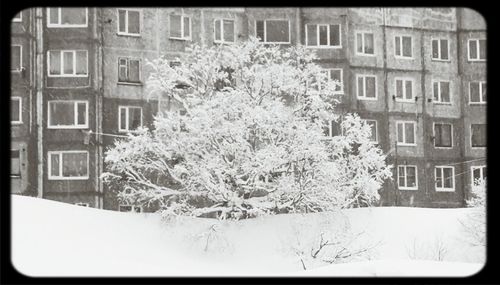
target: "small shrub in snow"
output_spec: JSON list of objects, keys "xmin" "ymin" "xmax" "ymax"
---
[{"xmin": 460, "ymin": 177, "xmax": 486, "ymax": 248}]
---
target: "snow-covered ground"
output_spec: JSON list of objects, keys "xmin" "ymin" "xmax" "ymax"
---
[{"xmin": 11, "ymin": 195, "xmax": 484, "ymax": 277}]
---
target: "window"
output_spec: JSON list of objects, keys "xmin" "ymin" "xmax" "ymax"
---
[
  {"xmin": 471, "ymin": 124, "xmax": 486, "ymax": 148},
  {"xmin": 48, "ymin": 101, "xmax": 88, "ymax": 129},
  {"xmin": 365, "ymin": 120, "xmax": 378, "ymax": 142},
  {"xmin": 75, "ymin": 202, "xmax": 89, "ymax": 207},
  {"xmin": 47, "ymin": 8, "xmax": 88, "ymax": 27},
  {"xmin": 396, "ymin": 121, "xmax": 416, "ymax": 146},
  {"xmin": 469, "ymin": 81, "xmax": 486, "ymax": 104},
  {"xmin": 435, "ymin": 166, "xmax": 455, "ymax": 192},
  {"xmin": 48, "ymin": 151, "xmax": 89, "ymax": 180},
  {"xmin": 394, "ymin": 35, "xmax": 412, "ymax": 58},
  {"xmin": 256, "ymin": 20, "xmax": 290, "ymax": 43},
  {"xmin": 119, "ymin": 106, "xmax": 142, "ymax": 132},
  {"xmin": 11, "ymin": 150, "xmax": 21, "ymax": 177},
  {"xmin": 398, "ymin": 165, "xmax": 418, "ymax": 190},
  {"xmin": 305, "ymin": 24, "xmax": 341, "ymax": 47},
  {"xmin": 118, "ymin": 9, "xmax": 141, "ymax": 36},
  {"xmin": 394, "ymin": 78, "xmax": 414, "ymax": 102},
  {"xmin": 11, "ymin": 97, "xmax": 22, "ymax": 124},
  {"xmin": 48, "ymin": 50, "xmax": 88, "ymax": 77},
  {"xmin": 118, "ymin": 58, "xmax": 141, "ymax": 83},
  {"xmin": 468, "ymin": 39, "xmax": 486, "ymax": 61},
  {"xmin": 214, "ymin": 19, "xmax": 235, "ymax": 43},
  {"xmin": 11, "ymin": 45, "xmax": 22, "ymax": 71},
  {"xmin": 324, "ymin": 120, "xmax": 343, "ymax": 137},
  {"xmin": 119, "ymin": 205, "xmax": 142, "ymax": 213},
  {"xmin": 356, "ymin": 74, "xmax": 377, "ymax": 100},
  {"xmin": 471, "ymin": 166, "xmax": 486, "ymax": 186},
  {"xmin": 13, "ymin": 12, "xmax": 22, "ymax": 22},
  {"xmin": 316, "ymin": 69, "xmax": 343, "ymax": 94},
  {"xmin": 431, "ymin": 39, "xmax": 449, "ymax": 61},
  {"xmin": 432, "ymin": 80, "xmax": 451, "ymax": 104},
  {"xmin": 356, "ymin": 31, "xmax": 375, "ymax": 55},
  {"xmin": 434, "ymin": 123, "xmax": 453, "ymax": 148},
  {"xmin": 170, "ymin": 14, "xmax": 191, "ymax": 40}
]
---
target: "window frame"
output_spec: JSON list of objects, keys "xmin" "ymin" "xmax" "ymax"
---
[
  {"xmin": 13, "ymin": 11, "xmax": 22, "ymax": 22},
  {"xmin": 396, "ymin": 120, "xmax": 417, "ymax": 146},
  {"xmin": 431, "ymin": 38, "xmax": 450, "ymax": 62},
  {"xmin": 118, "ymin": 106, "xmax": 143, "ymax": 132},
  {"xmin": 394, "ymin": 77, "xmax": 415, "ymax": 102},
  {"xmin": 47, "ymin": 50, "xmax": 89, "ymax": 77},
  {"xmin": 435, "ymin": 166, "xmax": 455, "ymax": 192},
  {"xmin": 47, "ymin": 100, "xmax": 89, "ymax": 129},
  {"xmin": 398, "ymin": 165, "xmax": 418, "ymax": 190},
  {"xmin": 305, "ymin": 23, "xmax": 342, "ymax": 48},
  {"xmin": 394, "ymin": 35, "xmax": 413, "ymax": 59},
  {"xmin": 356, "ymin": 74, "xmax": 378, "ymax": 100},
  {"xmin": 213, "ymin": 18, "xmax": 235, "ymax": 44},
  {"xmin": 47, "ymin": 150, "xmax": 89, "ymax": 180},
  {"xmin": 117, "ymin": 8, "xmax": 142, "ymax": 37},
  {"xmin": 364, "ymin": 119, "xmax": 378, "ymax": 143},
  {"xmin": 11, "ymin": 45, "xmax": 22, "ymax": 72},
  {"xmin": 117, "ymin": 57, "xmax": 142, "ymax": 84},
  {"xmin": 11, "ymin": 149, "xmax": 21, "ymax": 178},
  {"xmin": 169, "ymin": 14, "xmax": 192, "ymax": 41},
  {"xmin": 255, "ymin": 19, "xmax": 291, "ymax": 44},
  {"xmin": 432, "ymin": 79, "xmax": 452, "ymax": 104},
  {"xmin": 468, "ymin": 81, "xmax": 487, "ymax": 105},
  {"xmin": 433, "ymin": 122, "xmax": 453, "ymax": 149},
  {"xmin": 471, "ymin": 165, "xmax": 486, "ymax": 187},
  {"xmin": 355, "ymin": 31, "xmax": 375, "ymax": 56},
  {"xmin": 470, "ymin": 123, "xmax": 486, "ymax": 149},
  {"xmin": 467, "ymin": 38, "xmax": 486, "ymax": 62},
  {"xmin": 47, "ymin": 8, "xmax": 88, "ymax": 28},
  {"xmin": 11, "ymin": 97, "xmax": 22, "ymax": 125}
]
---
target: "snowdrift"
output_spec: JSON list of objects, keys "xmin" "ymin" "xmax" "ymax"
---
[{"xmin": 11, "ymin": 195, "xmax": 484, "ymax": 277}]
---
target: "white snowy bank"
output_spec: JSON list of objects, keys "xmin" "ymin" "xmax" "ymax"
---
[{"xmin": 11, "ymin": 195, "xmax": 484, "ymax": 277}]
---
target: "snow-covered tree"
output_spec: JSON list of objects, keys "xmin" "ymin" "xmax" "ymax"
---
[{"xmin": 103, "ymin": 37, "xmax": 392, "ymax": 219}]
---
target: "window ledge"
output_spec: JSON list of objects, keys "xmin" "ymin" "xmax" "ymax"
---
[
  {"xmin": 434, "ymin": 146, "xmax": 453, "ymax": 149},
  {"xmin": 47, "ymin": 126, "xmax": 89, "ymax": 129},
  {"xmin": 399, "ymin": 187, "xmax": 418, "ymax": 191},
  {"xmin": 306, "ymin": 46, "xmax": 342, "ymax": 49},
  {"xmin": 467, "ymin": 59, "xmax": 486, "ymax": 62},
  {"xmin": 394, "ymin": 56, "xmax": 414, "ymax": 60},
  {"xmin": 397, "ymin": 143, "xmax": 417, "ymax": 147},
  {"xmin": 431, "ymin": 58, "xmax": 451, "ymax": 62},
  {"xmin": 47, "ymin": 74, "xmax": 89, "ymax": 78},
  {"xmin": 117, "ymin": 32, "xmax": 141, "ymax": 38},
  {"xmin": 355, "ymin": 53, "xmax": 376, "ymax": 57},
  {"xmin": 48, "ymin": 176, "xmax": 90, "ymax": 181},
  {"xmin": 118, "ymin": 82, "xmax": 143, "ymax": 86},
  {"xmin": 214, "ymin": 41, "xmax": 235, "ymax": 45},
  {"xmin": 11, "ymin": 121, "xmax": 23, "ymax": 125},
  {"xmin": 395, "ymin": 99, "xmax": 416, "ymax": 103},
  {"xmin": 170, "ymin": 37, "xmax": 191, "ymax": 41},
  {"xmin": 357, "ymin": 97, "xmax": 378, "ymax": 101},
  {"xmin": 435, "ymin": 189, "xmax": 455, "ymax": 192},
  {"xmin": 47, "ymin": 25, "xmax": 89, "ymax": 28},
  {"xmin": 433, "ymin": 102, "xmax": 452, "ymax": 106},
  {"xmin": 469, "ymin": 102, "xmax": 487, "ymax": 105}
]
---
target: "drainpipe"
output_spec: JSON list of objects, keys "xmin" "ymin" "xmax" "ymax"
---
[
  {"xmin": 35, "ymin": 8, "xmax": 43, "ymax": 198},
  {"xmin": 420, "ymin": 10, "xmax": 429, "ymax": 206}
]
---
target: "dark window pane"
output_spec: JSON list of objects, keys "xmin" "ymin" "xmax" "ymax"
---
[
  {"xmin": 170, "ymin": 15, "xmax": 181, "ymax": 38},
  {"xmin": 50, "ymin": 102, "xmax": 75, "ymax": 126},
  {"xmin": 120, "ymin": 108, "xmax": 127, "ymax": 130},
  {"xmin": 329, "ymin": 25, "xmax": 340, "ymax": 46},
  {"xmin": 77, "ymin": 103, "xmax": 86, "ymax": 125},
  {"xmin": 118, "ymin": 58, "xmax": 128, "ymax": 82},
  {"xmin": 11, "ymin": 46, "xmax": 21, "ymax": 70},
  {"xmin": 435, "ymin": 124, "xmax": 452, "ymax": 147},
  {"xmin": 405, "ymin": 123, "xmax": 415, "ymax": 144},
  {"xmin": 406, "ymin": 167, "xmax": 416, "ymax": 187},
  {"xmin": 75, "ymin": 51, "xmax": 87, "ymax": 75},
  {"xmin": 118, "ymin": 10, "xmax": 126, "ymax": 33},
  {"xmin": 128, "ymin": 11, "xmax": 140, "ymax": 34},
  {"xmin": 214, "ymin": 19, "xmax": 221, "ymax": 41},
  {"xmin": 357, "ymin": 76, "xmax": 364, "ymax": 97},
  {"xmin": 433, "ymin": 82, "xmax": 439, "ymax": 101},
  {"xmin": 479, "ymin": 39, "xmax": 486, "ymax": 59},
  {"xmin": 395, "ymin": 37, "xmax": 401, "ymax": 56},
  {"xmin": 223, "ymin": 20, "xmax": 234, "ymax": 42},
  {"xmin": 11, "ymin": 150, "xmax": 20, "ymax": 176},
  {"xmin": 256, "ymin": 21, "xmax": 264, "ymax": 41},
  {"xmin": 49, "ymin": 8, "xmax": 59, "ymax": 24},
  {"xmin": 469, "ymin": 40, "xmax": 478, "ymax": 59},
  {"xmin": 61, "ymin": 8, "xmax": 86, "ymax": 25},
  {"xmin": 472, "ymin": 168, "xmax": 481, "ymax": 184},
  {"xmin": 396, "ymin": 80, "xmax": 403, "ymax": 98},
  {"xmin": 470, "ymin": 82, "xmax": 480, "ymax": 103},
  {"xmin": 356, "ymin": 33, "xmax": 363, "ymax": 53},
  {"xmin": 11, "ymin": 99, "xmax": 20, "ymax": 122},
  {"xmin": 129, "ymin": 60, "xmax": 140, "ymax": 82},
  {"xmin": 443, "ymin": 168, "xmax": 453, "ymax": 188},
  {"xmin": 50, "ymin": 154, "xmax": 60, "ymax": 176},
  {"xmin": 435, "ymin": 168, "xmax": 442, "ymax": 188},
  {"xmin": 481, "ymin": 82, "xmax": 487, "ymax": 102},
  {"xmin": 440, "ymin": 39, "xmax": 449, "ymax": 60},
  {"xmin": 402, "ymin": 36, "xmax": 412, "ymax": 57},
  {"xmin": 129, "ymin": 108, "xmax": 142, "ymax": 130},
  {"xmin": 49, "ymin": 51, "xmax": 61, "ymax": 75},
  {"xmin": 331, "ymin": 69, "xmax": 342, "ymax": 91},
  {"xmin": 319, "ymin": 25, "xmax": 328, "ymax": 45},
  {"xmin": 366, "ymin": 77, "xmax": 376, "ymax": 98},
  {"xmin": 367, "ymin": 121, "xmax": 377, "ymax": 141},
  {"xmin": 397, "ymin": 123, "xmax": 404, "ymax": 143},
  {"xmin": 440, "ymin": 82, "xmax": 450, "ymax": 102},
  {"xmin": 471, "ymin": 124, "xmax": 486, "ymax": 147},
  {"xmin": 364, "ymin": 33, "xmax": 374, "ymax": 54},
  {"xmin": 62, "ymin": 152, "xmax": 87, "ymax": 177},
  {"xmin": 306, "ymin": 25, "xmax": 316, "ymax": 46},
  {"xmin": 405, "ymin": 80, "xmax": 412, "ymax": 100},
  {"xmin": 331, "ymin": 120, "xmax": 341, "ymax": 137},
  {"xmin": 432, "ymin": 40, "xmax": 439, "ymax": 59},
  {"xmin": 265, "ymin": 20, "xmax": 289, "ymax": 43},
  {"xmin": 183, "ymin": 17, "xmax": 190, "ymax": 38},
  {"xmin": 63, "ymin": 51, "xmax": 73, "ymax": 74}
]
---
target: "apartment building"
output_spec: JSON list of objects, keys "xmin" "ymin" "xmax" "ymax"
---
[{"xmin": 10, "ymin": 7, "xmax": 486, "ymax": 210}]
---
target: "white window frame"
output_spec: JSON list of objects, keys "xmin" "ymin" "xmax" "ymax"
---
[
  {"xmin": 11, "ymin": 97, "xmax": 22, "ymax": 124},
  {"xmin": 431, "ymin": 38, "xmax": 450, "ymax": 61},
  {"xmin": 471, "ymin": 165, "xmax": 486, "ymax": 187},
  {"xmin": 470, "ymin": 124, "xmax": 486, "ymax": 149},
  {"xmin": 356, "ymin": 74, "xmax": 377, "ymax": 100},
  {"xmin": 255, "ymin": 19, "xmax": 291, "ymax": 44},
  {"xmin": 119, "ymin": 204, "xmax": 143, "ymax": 213},
  {"xmin": 118, "ymin": 106, "xmax": 143, "ymax": 132},
  {"xmin": 11, "ymin": 45, "xmax": 22, "ymax": 72},
  {"xmin": 169, "ymin": 14, "xmax": 192, "ymax": 41},
  {"xmin": 467, "ymin": 39, "xmax": 486, "ymax": 62},
  {"xmin": 13, "ymin": 11, "xmax": 22, "ymax": 22},
  {"xmin": 213, "ymin": 18, "xmax": 235, "ymax": 44},
  {"xmin": 394, "ymin": 77, "xmax": 415, "ymax": 102},
  {"xmin": 398, "ymin": 165, "xmax": 418, "ymax": 190},
  {"xmin": 433, "ymin": 122, "xmax": 453, "ymax": 149},
  {"xmin": 325, "ymin": 119, "xmax": 344, "ymax": 138},
  {"xmin": 394, "ymin": 35, "xmax": 413, "ymax": 59},
  {"xmin": 117, "ymin": 8, "xmax": 142, "ymax": 37},
  {"xmin": 355, "ymin": 31, "xmax": 375, "ymax": 56},
  {"xmin": 435, "ymin": 166, "xmax": 455, "ymax": 192},
  {"xmin": 468, "ymin": 81, "xmax": 487, "ymax": 105},
  {"xmin": 47, "ymin": 100, "xmax": 89, "ymax": 129},
  {"xmin": 47, "ymin": 50, "xmax": 89, "ymax": 77},
  {"xmin": 118, "ymin": 57, "xmax": 142, "ymax": 84},
  {"xmin": 47, "ymin": 8, "xmax": 88, "ymax": 28},
  {"xmin": 364, "ymin": 119, "xmax": 378, "ymax": 142},
  {"xmin": 47, "ymin": 150, "xmax": 89, "ymax": 180},
  {"xmin": 432, "ymin": 80, "xmax": 452, "ymax": 104},
  {"xmin": 396, "ymin": 120, "xmax": 417, "ymax": 146},
  {"xmin": 75, "ymin": 202, "xmax": 89, "ymax": 207},
  {"xmin": 305, "ymin": 24, "xmax": 342, "ymax": 48}
]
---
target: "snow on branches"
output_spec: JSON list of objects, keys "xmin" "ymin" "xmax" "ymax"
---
[{"xmin": 103, "ymin": 37, "xmax": 392, "ymax": 219}]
